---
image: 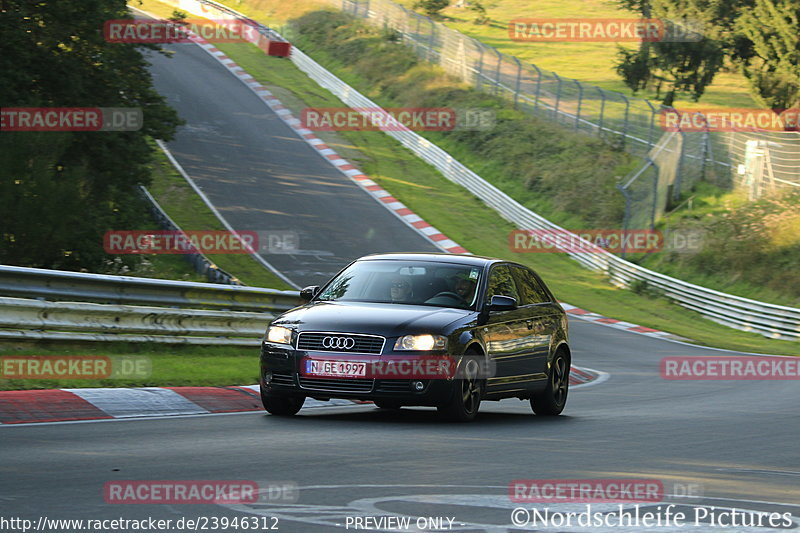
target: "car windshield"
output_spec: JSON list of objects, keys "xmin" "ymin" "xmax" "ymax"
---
[{"xmin": 316, "ymin": 260, "xmax": 482, "ymax": 309}]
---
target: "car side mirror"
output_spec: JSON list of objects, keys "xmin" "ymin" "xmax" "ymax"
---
[
  {"xmin": 300, "ymin": 285, "xmax": 320, "ymax": 302},
  {"xmin": 488, "ymin": 295, "xmax": 517, "ymax": 311}
]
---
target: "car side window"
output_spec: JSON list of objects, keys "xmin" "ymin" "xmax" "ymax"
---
[
  {"xmin": 511, "ymin": 266, "xmax": 551, "ymax": 305},
  {"xmin": 485, "ymin": 265, "xmax": 519, "ymax": 304}
]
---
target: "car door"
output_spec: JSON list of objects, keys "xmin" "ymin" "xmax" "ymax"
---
[
  {"xmin": 481, "ymin": 264, "xmax": 534, "ymax": 395},
  {"xmin": 510, "ymin": 265, "xmax": 561, "ymax": 381}
]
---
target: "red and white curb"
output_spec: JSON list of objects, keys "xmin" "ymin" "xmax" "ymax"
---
[
  {"xmin": 559, "ymin": 303, "xmax": 681, "ymax": 340},
  {"xmin": 0, "ymin": 369, "xmax": 600, "ymax": 425}
]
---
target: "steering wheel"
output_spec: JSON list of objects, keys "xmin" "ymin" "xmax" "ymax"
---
[{"xmin": 427, "ymin": 291, "xmax": 466, "ymax": 303}]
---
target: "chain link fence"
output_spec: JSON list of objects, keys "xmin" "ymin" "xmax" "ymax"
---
[{"xmin": 331, "ymin": 0, "xmax": 799, "ymax": 228}]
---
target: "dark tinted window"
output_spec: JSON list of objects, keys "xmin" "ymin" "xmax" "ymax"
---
[
  {"xmin": 511, "ymin": 266, "xmax": 551, "ymax": 305},
  {"xmin": 485, "ymin": 265, "xmax": 519, "ymax": 304}
]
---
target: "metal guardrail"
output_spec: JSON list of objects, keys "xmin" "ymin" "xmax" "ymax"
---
[
  {"xmin": 0, "ymin": 265, "xmax": 301, "ymax": 312},
  {"xmin": 0, "ymin": 296, "xmax": 270, "ymax": 345}
]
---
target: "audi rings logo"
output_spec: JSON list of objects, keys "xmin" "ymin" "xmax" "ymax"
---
[{"xmin": 322, "ymin": 336, "xmax": 356, "ymax": 350}]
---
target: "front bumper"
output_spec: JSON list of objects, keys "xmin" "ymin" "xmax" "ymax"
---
[{"xmin": 260, "ymin": 342, "xmax": 457, "ymax": 406}]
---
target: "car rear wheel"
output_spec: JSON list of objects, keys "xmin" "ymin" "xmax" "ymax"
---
[
  {"xmin": 374, "ymin": 400, "xmax": 403, "ymax": 410},
  {"xmin": 531, "ymin": 352, "xmax": 569, "ymax": 416},
  {"xmin": 261, "ymin": 391, "xmax": 305, "ymax": 416},
  {"xmin": 438, "ymin": 357, "xmax": 482, "ymax": 422}
]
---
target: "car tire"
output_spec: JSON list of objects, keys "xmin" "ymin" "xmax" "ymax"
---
[
  {"xmin": 374, "ymin": 400, "xmax": 403, "ymax": 410},
  {"xmin": 438, "ymin": 357, "xmax": 483, "ymax": 422},
  {"xmin": 531, "ymin": 352, "xmax": 569, "ymax": 416},
  {"xmin": 261, "ymin": 391, "xmax": 305, "ymax": 416}
]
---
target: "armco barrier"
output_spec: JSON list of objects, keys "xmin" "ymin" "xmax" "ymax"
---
[
  {"xmin": 0, "ymin": 265, "xmax": 301, "ymax": 312},
  {"xmin": 160, "ymin": 0, "xmax": 800, "ymax": 341},
  {"xmin": 0, "ymin": 296, "xmax": 269, "ymax": 345}
]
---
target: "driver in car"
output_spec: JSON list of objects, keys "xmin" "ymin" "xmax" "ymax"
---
[{"xmin": 453, "ymin": 277, "xmax": 476, "ymax": 303}]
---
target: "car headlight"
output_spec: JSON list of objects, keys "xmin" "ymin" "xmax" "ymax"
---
[
  {"xmin": 394, "ymin": 334, "xmax": 447, "ymax": 351},
  {"xmin": 266, "ymin": 325, "xmax": 293, "ymax": 345}
]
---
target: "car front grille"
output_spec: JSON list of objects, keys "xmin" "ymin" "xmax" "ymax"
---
[
  {"xmin": 298, "ymin": 377, "xmax": 374, "ymax": 393},
  {"xmin": 269, "ymin": 371, "xmax": 295, "ymax": 387},
  {"xmin": 296, "ymin": 332, "xmax": 385, "ymax": 354},
  {"xmin": 376, "ymin": 379, "xmax": 414, "ymax": 392}
]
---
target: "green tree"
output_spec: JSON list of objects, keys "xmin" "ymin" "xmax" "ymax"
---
[
  {"xmin": 414, "ymin": 0, "xmax": 450, "ymax": 18},
  {"xmin": 614, "ymin": 0, "xmax": 745, "ymax": 105},
  {"xmin": 735, "ymin": 0, "xmax": 800, "ymax": 108},
  {"xmin": 0, "ymin": 0, "xmax": 181, "ymax": 271}
]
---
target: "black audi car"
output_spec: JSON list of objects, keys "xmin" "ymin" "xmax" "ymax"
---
[{"xmin": 260, "ymin": 253, "xmax": 570, "ymax": 421}]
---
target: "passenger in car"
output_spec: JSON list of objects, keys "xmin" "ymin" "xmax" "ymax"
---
[{"xmin": 389, "ymin": 278, "xmax": 414, "ymax": 303}]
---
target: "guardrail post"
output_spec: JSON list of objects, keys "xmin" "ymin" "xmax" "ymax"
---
[
  {"xmin": 574, "ymin": 79, "xmax": 583, "ymax": 130},
  {"xmin": 513, "ymin": 57, "xmax": 522, "ymax": 109},
  {"xmin": 532, "ymin": 64, "xmax": 542, "ymax": 111},
  {"xmin": 673, "ymin": 130, "xmax": 687, "ymax": 202}
]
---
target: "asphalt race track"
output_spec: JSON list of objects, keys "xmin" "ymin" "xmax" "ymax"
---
[
  {"xmin": 1, "ymin": 24, "xmax": 798, "ymax": 533},
  {"xmin": 146, "ymin": 41, "xmax": 440, "ymax": 287}
]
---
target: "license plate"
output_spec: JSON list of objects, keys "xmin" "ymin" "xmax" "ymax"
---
[{"xmin": 305, "ymin": 360, "xmax": 367, "ymax": 378}]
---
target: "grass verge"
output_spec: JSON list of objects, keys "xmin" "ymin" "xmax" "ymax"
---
[{"xmin": 0, "ymin": 342, "xmax": 258, "ymax": 391}]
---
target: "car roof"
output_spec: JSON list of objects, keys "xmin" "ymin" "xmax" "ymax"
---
[{"xmin": 357, "ymin": 252, "xmax": 503, "ymax": 267}]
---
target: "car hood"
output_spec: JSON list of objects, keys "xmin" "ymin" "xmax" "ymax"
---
[{"xmin": 273, "ymin": 301, "xmax": 476, "ymax": 337}]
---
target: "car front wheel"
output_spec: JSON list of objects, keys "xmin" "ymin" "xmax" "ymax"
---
[
  {"xmin": 438, "ymin": 357, "xmax": 482, "ymax": 422},
  {"xmin": 531, "ymin": 352, "xmax": 569, "ymax": 416},
  {"xmin": 261, "ymin": 391, "xmax": 305, "ymax": 416}
]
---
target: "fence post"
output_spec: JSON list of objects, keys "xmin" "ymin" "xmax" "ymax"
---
[
  {"xmin": 650, "ymin": 157, "xmax": 660, "ymax": 230},
  {"xmin": 427, "ymin": 19, "xmax": 436, "ymax": 62},
  {"xmin": 596, "ymin": 87, "xmax": 606, "ymax": 135},
  {"xmin": 574, "ymin": 79, "xmax": 583, "ymax": 130},
  {"xmin": 476, "ymin": 46, "xmax": 485, "ymax": 91},
  {"xmin": 493, "ymin": 48, "xmax": 503, "ymax": 96},
  {"xmin": 644, "ymin": 99, "xmax": 657, "ymax": 149},
  {"xmin": 513, "ymin": 57, "xmax": 522, "ymax": 109},
  {"xmin": 616, "ymin": 183, "xmax": 632, "ymax": 260},
  {"xmin": 621, "ymin": 94, "xmax": 630, "ymax": 149},
  {"xmin": 673, "ymin": 130, "xmax": 687, "ymax": 202},
  {"xmin": 553, "ymin": 72, "xmax": 562, "ymax": 122},
  {"xmin": 532, "ymin": 64, "xmax": 542, "ymax": 111}
]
